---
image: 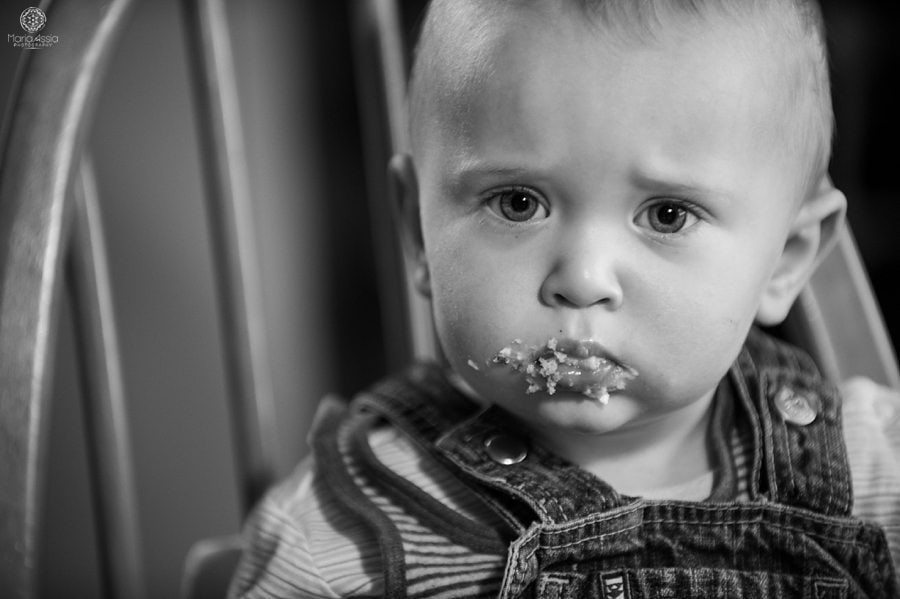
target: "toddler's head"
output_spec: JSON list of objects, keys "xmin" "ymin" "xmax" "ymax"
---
[{"xmin": 391, "ymin": 0, "xmax": 845, "ymax": 439}]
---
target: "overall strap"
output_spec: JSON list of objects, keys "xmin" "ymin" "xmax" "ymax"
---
[
  {"xmin": 311, "ymin": 374, "xmax": 511, "ymax": 598},
  {"xmin": 354, "ymin": 364, "xmax": 535, "ymax": 529},
  {"xmin": 358, "ymin": 364, "xmax": 634, "ymax": 526},
  {"xmin": 734, "ymin": 328, "xmax": 852, "ymax": 516},
  {"xmin": 308, "ymin": 396, "xmax": 409, "ymax": 597},
  {"xmin": 353, "ymin": 364, "xmax": 516, "ymax": 545}
]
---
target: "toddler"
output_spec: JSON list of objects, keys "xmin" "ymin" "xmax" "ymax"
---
[{"xmin": 230, "ymin": 0, "xmax": 900, "ymax": 597}]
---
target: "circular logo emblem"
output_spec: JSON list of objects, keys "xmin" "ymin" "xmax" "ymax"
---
[{"xmin": 20, "ymin": 7, "xmax": 47, "ymax": 34}]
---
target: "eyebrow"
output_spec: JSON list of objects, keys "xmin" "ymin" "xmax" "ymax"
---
[
  {"xmin": 444, "ymin": 161, "xmax": 537, "ymax": 192},
  {"xmin": 630, "ymin": 167, "xmax": 736, "ymax": 202},
  {"xmin": 446, "ymin": 159, "xmax": 738, "ymax": 203}
]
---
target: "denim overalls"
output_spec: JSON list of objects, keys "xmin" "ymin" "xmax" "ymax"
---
[{"xmin": 313, "ymin": 329, "xmax": 897, "ymax": 598}]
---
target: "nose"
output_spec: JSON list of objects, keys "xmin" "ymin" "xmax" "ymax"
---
[{"xmin": 539, "ymin": 229, "xmax": 624, "ymax": 310}]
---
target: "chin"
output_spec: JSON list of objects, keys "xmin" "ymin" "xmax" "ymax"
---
[{"xmin": 505, "ymin": 391, "xmax": 644, "ymax": 436}]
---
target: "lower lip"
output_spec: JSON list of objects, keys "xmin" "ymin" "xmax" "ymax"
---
[{"xmin": 540, "ymin": 362, "xmax": 636, "ymax": 403}]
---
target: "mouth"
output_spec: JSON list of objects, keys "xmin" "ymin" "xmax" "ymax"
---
[{"xmin": 488, "ymin": 337, "xmax": 638, "ymax": 404}]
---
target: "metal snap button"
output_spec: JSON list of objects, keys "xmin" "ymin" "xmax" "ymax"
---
[
  {"xmin": 773, "ymin": 388, "xmax": 818, "ymax": 426},
  {"xmin": 484, "ymin": 433, "xmax": 528, "ymax": 465}
]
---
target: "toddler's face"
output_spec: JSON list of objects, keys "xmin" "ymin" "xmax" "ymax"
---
[{"xmin": 410, "ymin": 12, "xmax": 810, "ymax": 437}]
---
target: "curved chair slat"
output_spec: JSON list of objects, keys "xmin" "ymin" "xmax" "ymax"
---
[
  {"xmin": 0, "ymin": 1, "xmax": 137, "ymax": 597},
  {"xmin": 351, "ymin": 0, "xmax": 438, "ymax": 365},
  {"xmin": 182, "ymin": 0, "xmax": 278, "ymax": 516},
  {"xmin": 66, "ymin": 158, "xmax": 145, "ymax": 599},
  {"xmin": 786, "ymin": 227, "xmax": 900, "ymax": 389}
]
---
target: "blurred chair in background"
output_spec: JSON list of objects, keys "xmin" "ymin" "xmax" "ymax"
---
[{"xmin": 1, "ymin": 0, "xmax": 277, "ymax": 597}]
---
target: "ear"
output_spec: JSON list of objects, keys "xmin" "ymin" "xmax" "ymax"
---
[
  {"xmin": 388, "ymin": 153, "xmax": 431, "ymax": 297},
  {"xmin": 756, "ymin": 176, "xmax": 847, "ymax": 325}
]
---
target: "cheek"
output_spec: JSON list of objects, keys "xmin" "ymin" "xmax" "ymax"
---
[
  {"xmin": 427, "ymin": 236, "xmax": 539, "ymax": 366},
  {"xmin": 635, "ymin": 247, "xmax": 774, "ymax": 386},
  {"xmin": 644, "ymin": 281, "xmax": 745, "ymax": 355},
  {"xmin": 427, "ymin": 240, "xmax": 500, "ymax": 357}
]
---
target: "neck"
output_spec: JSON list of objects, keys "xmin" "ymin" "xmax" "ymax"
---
[{"xmin": 534, "ymin": 392, "xmax": 716, "ymax": 497}]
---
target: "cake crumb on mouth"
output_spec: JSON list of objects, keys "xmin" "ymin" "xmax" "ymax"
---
[{"xmin": 489, "ymin": 337, "xmax": 637, "ymax": 403}]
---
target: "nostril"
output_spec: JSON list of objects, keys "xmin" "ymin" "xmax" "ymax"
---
[
  {"xmin": 552, "ymin": 293, "xmax": 610, "ymax": 308},
  {"xmin": 552, "ymin": 293, "xmax": 571, "ymax": 307}
]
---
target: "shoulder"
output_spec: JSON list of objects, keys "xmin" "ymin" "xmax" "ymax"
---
[
  {"xmin": 840, "ymin": 377, "xmax": 900, "ymax": 568},
  {"xmin": 227, "ymin": 456, "xmax": 383, "ymax": 598},
  {"xmin": 841, "ymin": 377, "xmax": 900, "ymax": 467},
  {"xmin": 228, "ymin": 409, "xmax": 492, "ymax": 599}
]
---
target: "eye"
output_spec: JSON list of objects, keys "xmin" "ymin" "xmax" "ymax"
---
[
  {"xmin": 487, "ymin": 188, "xmax": 549, "ymax": 222},
  {"xmin": 636, "ymin": 200, "xmax": 699, "ymax": 234}
]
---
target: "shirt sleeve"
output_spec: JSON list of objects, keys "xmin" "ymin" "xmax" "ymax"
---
[{"xmin": 841, "ymin": 377, "xmax": 900, "ymax": 572}]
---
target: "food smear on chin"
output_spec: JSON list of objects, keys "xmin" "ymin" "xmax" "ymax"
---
[{"xmin": 490, "ymin": 338, "xmax": 637, "ymax": 404}]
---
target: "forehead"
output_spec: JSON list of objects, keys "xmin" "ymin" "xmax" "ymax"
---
[{"xmin": 412, "ymin": 4, "xmax": 798, "ymax": 195}]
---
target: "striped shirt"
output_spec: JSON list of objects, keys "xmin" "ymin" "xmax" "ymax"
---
[{"xmin": 228, "ymin": 377, "xmax": 900, "ymax": 598}]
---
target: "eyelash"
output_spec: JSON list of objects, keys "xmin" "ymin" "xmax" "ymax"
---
[
  {"xmin": 634, "ymin": 198, "xmax": 705, "ymax": 236},
  {"xmin": 484, "ymin": 186, "xmax": 550, "ymax": 223}
]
